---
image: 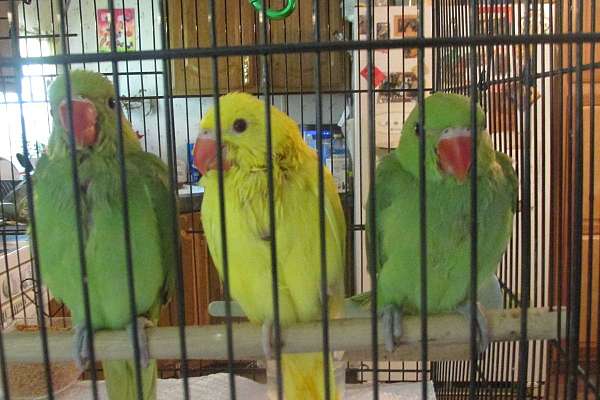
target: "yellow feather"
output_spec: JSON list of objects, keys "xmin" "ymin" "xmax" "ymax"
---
[{"xmin": 199, "ymin": 93, "xmax": 345, "ymax": 399}]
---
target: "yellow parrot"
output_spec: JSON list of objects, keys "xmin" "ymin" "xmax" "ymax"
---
[{"xmin": 193, "ymin": 93, "xmax": 346, "ymax": 400}]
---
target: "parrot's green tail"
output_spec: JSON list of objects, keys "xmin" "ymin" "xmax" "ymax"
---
[
  {"xmin": 281, "ymin": 352, "xmax": 338, "ymax": 400},
  {"xmin": 103, "ymin": 360, "xmax": 157, "ymax": 400},
  {"xmin": 348, "ymin": 291, "xmax": 372, "ymax": 307}
]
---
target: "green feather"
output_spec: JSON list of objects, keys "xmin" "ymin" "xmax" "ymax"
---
[
  {"xmin": 34, "ymin": 70, "xmax": 175, "ymax": 400},
  {"xmin": 366, "ymin": 93, "xmax": 517, "ymax": 315}
]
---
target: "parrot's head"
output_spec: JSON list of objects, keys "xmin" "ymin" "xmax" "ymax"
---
[
  {"xmin": 193, "ymin": 92, "xmax": 304, "ymax": 175},
  {"xmin": 47, "ymin": 70, "xmax": 139, "ymax": 158},
  {"xmin": 395, "ymin": 92, "xmax": 492, "ymax": 183}
]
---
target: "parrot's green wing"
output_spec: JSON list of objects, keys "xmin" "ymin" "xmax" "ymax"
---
[
  {"xmin": 355, "ymin": 153, "xmax": 411, "ymax": 308},
  {"xmin": 366, "ymin": 153, "xmax": 411, "ymax": 275},
  {"xmin": 128, "ymin": 151, "xmax": 177, "ymax": 314},
  {"xmin": 495, "ymin": 151, "xmax": 518, "ymax": 213}
]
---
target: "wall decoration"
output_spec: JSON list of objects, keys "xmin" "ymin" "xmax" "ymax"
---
[
  {"xmin": 358, "ymin": 15, "xmax": 368, "ymax": 35},
  {"xmin": 354, "ymin": 5, "xmax": 432, "ymax": 151},
  {"xmin": 360, "ymin": 65, "xmax": 387, "ymax": 88},
  {"xmin": 393, "ymin": 14, "xmax": 418, "ymax": 38},
  {"xmin": 376, "ymin": 22, "xmax": 389, "ymax": 40},
  {"xmin": 377, "ymin": 72, "xmax": 418, "ymax": 103},
  {"xmin": 479, "ymin": 4, "xmax": 513, "ymax": 35},
  {"xmin": 393, "ymin": 14, "xmax": 418, "ymax": 58},
  {"xmin": 97, "ymin": 8, "xmax": 136, "ymax": 53}
]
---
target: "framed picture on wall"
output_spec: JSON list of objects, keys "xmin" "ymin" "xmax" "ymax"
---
[
  {"xmin": 393, "ymin": 14, "xmax": 418, "ymax": 37},
  {"xmin": 97, "ymin": 8, "xmax": 136, "ymax": 53}
]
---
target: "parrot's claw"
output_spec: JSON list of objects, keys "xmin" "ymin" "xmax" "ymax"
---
[
  {"xmin": 72, "ymin": 324, "xmax": 92, "ymax": 371},
  {"xmin": 456, "ymin": 302, "xmax": 490, "ymax": 353},
  {"xmin": 261, "ymin": 321, "xmax": 284, "ymax": 360},
  {"xmin": 261, "ymin": 322, "xmax": 272, "ymax": 359},
  {"xmin": 318, "ymin": 284, "xmax": 337, "ymax": 308},
  {"xmin": 126, "ymin": 317, "xmax": 152, "ymax": 369},
  {"xmin": 381, "ymin": 304, "xmax": 403, "ymax": 353}
]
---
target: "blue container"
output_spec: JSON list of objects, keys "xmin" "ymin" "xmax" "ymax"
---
[
  {"xmin": 188, "ymin": 143, "xmax": 200, "ymax": 184},
  {"xmin": 302, "ymin": 125, "xmax": 350, "ymax": 193},
  {"xmin": 302, "ymin": 127, "xmax": 333, "ymax": 162}
]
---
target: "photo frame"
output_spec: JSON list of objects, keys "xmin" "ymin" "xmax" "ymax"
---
[{"xmin": 97, "ymin": 8, "xmax": 136, "ymax": 53}]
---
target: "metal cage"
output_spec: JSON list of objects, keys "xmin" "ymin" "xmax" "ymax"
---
[{"xmin": 0, "ymin": 0, "xmax": 596, "ymax": 399}]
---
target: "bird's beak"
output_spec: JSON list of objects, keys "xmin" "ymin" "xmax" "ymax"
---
[
  {"xmin": 59, "ymin": 97, "xmax": 98, "ymax": 148},
  {"xmin": 436, "ymin": 127, "xmax": 473, "ymax": 182},
  {"xmin": 193, "ymin": 129, "xmax": 231, "ymax": 175}
]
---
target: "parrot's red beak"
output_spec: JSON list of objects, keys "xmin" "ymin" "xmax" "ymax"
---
[
  {"xmin": 436, "ymin": 128, "xmax": 473, "ymax": 182},
  {"xmin": 59, "ymin": 98, "xmax": 98, "ymax": 148},
  {"xmin": 193, "ymin": 130, "xmax": 231, "ymax": 175}
]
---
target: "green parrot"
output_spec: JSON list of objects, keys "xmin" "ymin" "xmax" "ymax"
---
[
  {"xmin": 33, "ymin": 70, "xmax": 175, "ymax": 400},
  {"xmin": 356, "ymin": 92, "xmax": 517, "ymax": 352}
]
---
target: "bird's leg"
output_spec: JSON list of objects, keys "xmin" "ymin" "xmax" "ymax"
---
[
  {"xmin": 126, "ymin": 317, "xmax": 152, "ymax": 369},
  {"xmin": 456, "ymin": 301, "xmax": 490, "ymax": 353},
  {"xmin": 381, "ymin": 304, "xmax": 403, "ymax": 353},
  {"xmin": 72, "ymin": 324, "xmax": 92, "ymax": 371},
  {"xmin": 318, "ymin": 283, "xmax": 341, "ymax": 315},
  {"xmin": 261, "ymin": 321, "xmax": 284, "ymax": 360}
]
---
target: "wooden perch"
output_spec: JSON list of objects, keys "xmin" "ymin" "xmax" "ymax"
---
[{"xmin": 3, "ymin": 308, "xmax": 564, "ymax": 364}]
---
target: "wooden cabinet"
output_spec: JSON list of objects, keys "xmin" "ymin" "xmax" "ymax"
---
[
  {"xmin": 158, "ymin": 212, "xmax": 222, "ymax": 328},
  {"xmin": 167, "ymin": 0, "xmax": 349, "ymax": 95},
  {"xmin": 157, "ymin": 211, "xmax": 223, "ymax": 377}
]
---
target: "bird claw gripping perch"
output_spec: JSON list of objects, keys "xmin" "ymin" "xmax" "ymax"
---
[
  {"xmin": 382, "ymin": 304, "xmax": 403, "ymax": 353},
  {"xmin": 456, "ymin": 301, "xmax": 490, "ymax": 354},
  {"xmin": 73, "ymin": 324, "xmax": 92, "ymax": 371},
  {"xmin": 262, "ymin": 320, "xmax": 285, "ymax": 360},
  {"xmin": 127, "ymin": 317, "xmax": 153, "ymax": 369}
]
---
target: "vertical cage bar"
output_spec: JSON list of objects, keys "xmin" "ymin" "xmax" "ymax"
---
[
  {"xmin": 205, "ymin": 0, "xmax": 238, "ymax": 398},
  {"xmin": 467, "ymin": 0, "xmax": 479, "ymax": 397},
  {"xmin": 517, "ymin": 0, "xmax": 533, "ymax": 396},
  {"xmin": 416, "ymin": 0, "xmax": 429, "ymax": 397},
  {"xmin": 0, "ymin": 90, "xmax": 12, "ymax": 400},
  {"xmin": 562, "ymin": 0, "xmax": 575, "ymax": 395},
  {"xmin": 176, "ymin": 0, "xmax": 201, "ymax": 336},
  {"xmin": 53, "ymin": 0, "xmax": 99, "ymax": 397},
  {"xmin": 549, "ymin": 0, "xmax": 564, "ymax": 392},
  {"xmin": 7, "ymin": 0, "xmax": 55, "ymax": 398},
  {"xmin": 257, "ymin": 3, "xmax": 283, "ymax": 400},
  {"xmin": 158, "ymin": 1, "xmax": 191, "ymax": 395},
  {"xmin": 567, "ymin": 0, "xmax": 585, "ymax": 393},
  {"xmin": 584, "ymin": 0, "xmax": 597, "ymax": 397},
  {"xmin": 106, "ymin": 1, "xmax": 144, "ymax": 398},
  {"xmin": 365, "ymin": 0, "xmax": 379, "ymax": 397},
  {"xmin": 595, "ymin": 3, "xmax": 600, "ymax": 389},
  {"xmin": 311, "ymin": 0, "xmax": 332, "ymax": 399},
  {"xmin": 150, "ymin": 0, "xmax": 163, "ymax": 160}
]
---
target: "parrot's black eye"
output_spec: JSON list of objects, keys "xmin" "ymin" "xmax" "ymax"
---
[
  {"xmin": 108, "ymin": 97, "xmax": 116, "ymax": 109},
  {"xmin": 232, "ymin": 118, "xmax": 247, "ymax": 133}
]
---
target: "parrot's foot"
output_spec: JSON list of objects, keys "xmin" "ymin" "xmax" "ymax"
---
[
  {"xmin": 319, "ymin": 283, "xmax": 341, "ymax": 313},
  {"xmin": 456, "ymin": 302, "xmax": 490, "ymax": 353},
  {"xmin": 73, "ymin": 324, "xmax": 92, "ymax": 371},
  {"xmin": 381, "ymin": 304, "xmax": 403, "ymax": 353},
  {"xmin": 261, "ymin": 321, "xmax": 284, "ymax": 360},
  {"xmin": 126, "ymin": 317, "xmax": 152, "ymax": 369}
]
